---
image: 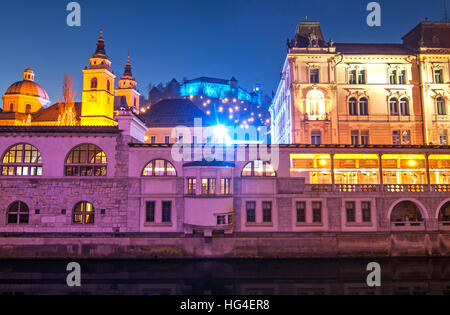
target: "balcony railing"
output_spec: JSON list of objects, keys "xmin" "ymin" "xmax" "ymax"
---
[{"xmin": 303, "ymin": 184, "xmax": 450, "ymax": 193}]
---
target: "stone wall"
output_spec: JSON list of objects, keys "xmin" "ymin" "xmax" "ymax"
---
[{"xmin": 0, "ymin": 232, "xmax": 449, "ymax": 259}]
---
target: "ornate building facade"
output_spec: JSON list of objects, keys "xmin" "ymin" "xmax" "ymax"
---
[{"xmin": 271, "ymin": 21, "xmax": 450, "ymax": 146}]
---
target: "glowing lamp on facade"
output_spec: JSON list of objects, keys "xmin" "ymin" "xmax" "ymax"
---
[
  {"xmin": 320, "ymin": 160, "xmax": 327, "ymax": 166},
  {"xmin": 408, "ymin": 160, "xmax": 417, "ymax": 167},
  {"xmin": 206, "ymin": 110, "xmax": 211, "ymax": 115}
]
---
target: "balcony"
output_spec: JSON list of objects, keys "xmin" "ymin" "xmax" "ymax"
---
[
  {"xmin": 304, "ymin": 113, "xmax": 330, "ymax": 121},
  {"xmin": 302, "ymin": 184, "xmax": 450, "ymax": 193}
]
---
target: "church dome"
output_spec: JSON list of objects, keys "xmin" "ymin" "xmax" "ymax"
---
[{"xmin": 4, "ymin": 68, "xmax": 50, "ymax": 101}]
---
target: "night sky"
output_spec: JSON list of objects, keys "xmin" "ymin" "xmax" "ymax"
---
[{"xmin": 0, "ymin": 0, "xmax": 447, "ymax": 104}]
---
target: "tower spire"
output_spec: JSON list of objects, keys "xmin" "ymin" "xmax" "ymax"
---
[
  {"xmin": 122, "ymin": 53, "xmax": 134, "ymax": 78},
  {"xmin": 92, "ymin": 27, "xmax": 107, "ymax": 59}
]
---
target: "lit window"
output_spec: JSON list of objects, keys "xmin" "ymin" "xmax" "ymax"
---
[
  {"xmin": 73, "ymin": 201, "xmax": 95, "ymax": 225},
  {"xmin": 65, "ymin": 144, "xmax": 107, "ymax": 177},
  {"xmin": 221, "ymin": 178, "xmax": 231, "ymax": 195},
  {"xmin": 7, "ymin": 201, "xmax": 29, "ymax": 225},
  {"xmin": 142, "ymin": 159, "xmax": 177, "ymax": 177},
  {"xmin": 187, "ymin": 178, "xmax": 197, "ymax": 195},
  {"xmin": 201, "ymin": 178, "xmax": 216, "ymax": 195},
  {"xmin": 437, "ymin": 97, "xmax": 446, "ymax": 116},
  {"xmin": 1, "ymin": 144, "xmax": 42, "ymax": 177},
  {"xmin": 306, "ymin": 89, "xmax": 326, "ymax": 120},
  {"xmin": 241, "ymin": 161, "xmax": 276, "ymax": 177}
]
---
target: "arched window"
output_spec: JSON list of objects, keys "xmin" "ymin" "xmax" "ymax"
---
[
  {"xmin": 242, "ymin": 161, "xmax": 276, "ymax": 177},
  {"xmin": 1, "ymin": 144, "xmax": 42, "ymax": 177},
  {"xmin": 65, "ymin": 144, "xmax": 107, "ymax": 177},
  {"xmin": 389, "ymin": 98, "xmax": 399, "ymax": 116},
  {"xmin": 306, "ymin": 90, "xmax": 326, "ymax": 120},
  {"xmin": 9, "ymin": 103, "xmax": 13, "ymax": 112},
  {"xmin": 391, "ymin": 201, "xmax": 423, "ymax": 226},
  {"xmin": 142, "ymin": 159, "xmax": 177, "ymax": 177},
  {"xmin": 348, "ymin": 98, "xmax": 358, "ymax": 116},
  {"xmin": 73, "ymin": 201, "xmax": 95, "ymax": 225},
  {"xmin": 439, "ymin": 202, "xmax": 450, "ymax": 223},
  {"xmin": 359, "ymin": 98, "xmax": 368, "ymax": 116},
  {"xmin": 107, "ymin": 80, "xmax": 111, "ymax": 92},
  {"xmin": 90, "ymin": 77, "xmax": 98, "ymax": 89},
  {"xmin": 25, "ymin": 104, "xmax": 31, "ymax": 114},
  {"xmin": 437, "ymin": 97, "xmax": 446, "ymax": 116},
  {"xmin": 400, "ymin": 98, "xmax": 410, "ymax": 116},
  {"xmin": 7, "ymin": 201, "xmax": 29, "ymax": 224}
]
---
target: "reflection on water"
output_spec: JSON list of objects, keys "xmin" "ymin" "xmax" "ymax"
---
[{"xmin": 0, "ymin": 258, "xmax": 450, "ymax": 295}]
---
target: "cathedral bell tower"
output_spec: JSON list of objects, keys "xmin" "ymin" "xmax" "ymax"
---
[
  {"xmin": 81, "ymin": 29, "xmax": 117, "ymax": 126},
  {"xmin": 115, "ymin": 54, "xmax": 140, "ymax": 113}
]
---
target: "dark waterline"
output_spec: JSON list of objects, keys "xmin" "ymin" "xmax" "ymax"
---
[{"xmin": 0, "ymin": 258, "xmax": 449, "ymax": 295}]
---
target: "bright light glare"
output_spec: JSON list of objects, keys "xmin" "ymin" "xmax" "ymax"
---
[{"xmin": 213, "ymin": 125, "xmax": 232, "ymax": 145}]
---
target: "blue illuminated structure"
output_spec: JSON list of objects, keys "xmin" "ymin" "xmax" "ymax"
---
[{"xmin": 179, "ymin": 77, "xmax": 262, "ymax": 106}]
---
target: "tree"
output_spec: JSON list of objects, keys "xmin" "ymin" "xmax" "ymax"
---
[{"xmin": 57, "ymin": 74, "xmax": 77, "ymax": 126}]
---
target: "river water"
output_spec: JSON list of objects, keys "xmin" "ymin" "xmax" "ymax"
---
[{"xmin": 0, "ymin": 258, "xmax": 449, "ymax": 295}]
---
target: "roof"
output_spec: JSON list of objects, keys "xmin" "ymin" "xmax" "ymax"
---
[
  {"xmin": 0, "ymin": 126, "xmax": 119, "ymax": 134},
  {"xmin": 403, "ymin": 21, "xmax": 450, "ymax": 49},
  {"xmin": 130, "ymin": 143, "xmax": 450, "ymax": 150},
  {"xmin": 292, "ymin": 21, "xmax": 328, "ymax": 48},
  {"xmin": 183, "ymin": 161, "xmax": 235, "ymax": 167},
  {"xmin": 5, "ymin": 80, "xmax": 50, "ymax": 100},
  {"xmin": 141, "ymin": 98, "xmax": 213, "ymax": 127},
  {"xmin": 335, "ymin": 43, "xmax": 413, "ymax": 55}
]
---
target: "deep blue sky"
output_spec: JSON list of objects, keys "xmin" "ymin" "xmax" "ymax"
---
[{"xmin": 0, "ymin": 0, "xmax": 447, "ymax": 104}]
